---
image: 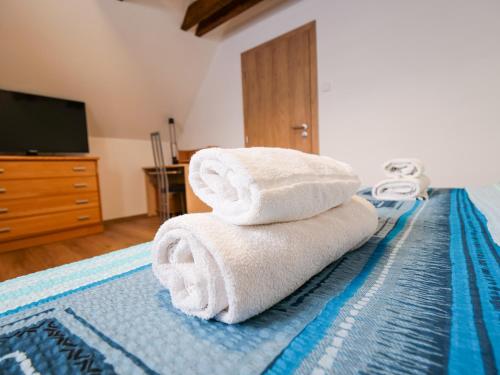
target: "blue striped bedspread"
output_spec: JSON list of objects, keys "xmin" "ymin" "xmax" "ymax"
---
[{"xmin": 0, "ymin": 188, "xmax": 498, "ymax": 374}]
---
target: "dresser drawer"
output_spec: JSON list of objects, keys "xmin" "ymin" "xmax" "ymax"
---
[
  {"xmin": 0, "ymin": 207, "xmax": 101, "ymax": 241},
  {"xmin": 0, "ymin": 160, "xmax": 96, "ymax": 180},
  {"xmin": 0, "ymin": 176, "xmax": 98, "ymax": 200},
  {"xmin": 0, "ymin": 192, "xmax": 100, "ymax": 220}
]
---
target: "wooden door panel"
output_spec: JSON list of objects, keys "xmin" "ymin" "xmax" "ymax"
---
[
  {"xmin": 242, "ymin": 21, "xmax": 318, "ymax": 153},
  {"xmin": 287, "ymin": 30, "xmax": 312, "ymax": 152}
]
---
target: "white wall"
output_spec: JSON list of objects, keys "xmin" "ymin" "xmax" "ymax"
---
[
  {"xmin": 89, "ymin": 137, "xmax": 168, "ymax": 220},
  {"xmin": 0, "ymin": 0, "xmax": 217, "ymax": 219},
  {"xmin": 183, "ymin": 0, "xmax": 500, "ymax": 187},
  {"xmin": 0, "ymin": 0, "xmax": 219, "ymax": 140},
  {"xmin": 1, "ymin": 0, "xmax": 499, "ymax": 222}
]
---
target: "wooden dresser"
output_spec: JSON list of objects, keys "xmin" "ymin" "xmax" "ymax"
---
[{"xmin": 0, "ymin": 156, "xmax": 104, "ymax": 252}]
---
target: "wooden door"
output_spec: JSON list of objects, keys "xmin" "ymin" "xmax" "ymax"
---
[{"xmin": 241, "ymin": 21, "xmax": 318, "ymax": 153}]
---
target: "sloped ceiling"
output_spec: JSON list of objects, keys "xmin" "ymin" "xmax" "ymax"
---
[
  {"xmin": 0, "ymin": 0, "xmax": 295, "ymax": 141},
  {"xmin": 0, "ymin": 0, "xmax": 220, "ymax": 140}
]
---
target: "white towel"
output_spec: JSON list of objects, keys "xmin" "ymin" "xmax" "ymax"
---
[
  {"xmin": 152, "ymin": 196, "xmax": 377, "ymax": 324},
  {"xmin": 372, "ymin": 175, "xmax": 430, "ymax": 201},
  {"xmin": 383, "ymin": 158, "xmax": 424, "ymax": 178},
  {"xmin": 189, "ymin": 147, "xmax": 360, "ymax": 225}
]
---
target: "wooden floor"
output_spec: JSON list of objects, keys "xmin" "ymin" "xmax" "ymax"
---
[{"xmin": 0, "ymin": 215, "xmax": 161, "ymax": 282}]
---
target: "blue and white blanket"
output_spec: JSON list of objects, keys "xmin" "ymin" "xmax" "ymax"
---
[
  {"xmin": 0, "ymin": 189, "xmax": 498, "ymax": 374},
  {"xmin": 467, "ymin": 183, "xmax": 500, "ymax": 246}
]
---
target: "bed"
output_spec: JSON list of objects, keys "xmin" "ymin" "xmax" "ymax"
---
[{"xmin": 0, "ymin": 188, "xmax": 498, "ymax": 374}]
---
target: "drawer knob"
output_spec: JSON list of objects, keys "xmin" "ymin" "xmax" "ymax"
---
[
  {"xmin": 73, "ymin": 166, "xmax": 87, "ymax": 172},
  {"xmin": 0, "ymin": 227, "xmax": 11, "ymax": 234},
  {"xmin": 78, "ymin": 215, "xmax": 90, "ymax": 221},
  {"xmin": 0, "ymin": 208, "xmax": 8, "ymax": 214},
  {"xmin": 0, "ymin": 168, "xmax": 4, "ymax": 174},
  {"xmin": 74, "ymin": 183, "xmax": 88, "ymax": 188},
  {"xmin": 0, "ymin": 187, "xmax": 5, "ymax": 193},
  {"xmin": 75, "ymin": 199, "xmax": 89, "ymax": 205}
]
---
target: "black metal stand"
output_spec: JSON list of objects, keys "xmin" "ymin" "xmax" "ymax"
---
[{"xmin": 150, "ymin": 132, "xmax": 170, "ymax": 222}]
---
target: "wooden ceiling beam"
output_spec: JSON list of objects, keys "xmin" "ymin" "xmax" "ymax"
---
[
  {"xmin": 181, "ymin": 0, "xmax": 234, "ymax": 31},
  {"xmin": 195, "ymin": 0, "xmax": 264, "ymax": 36}
]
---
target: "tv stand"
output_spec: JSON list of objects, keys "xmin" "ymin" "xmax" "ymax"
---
[{"xmin": 0, "ymin": 155, "xmax": 104, "ymax": 252}]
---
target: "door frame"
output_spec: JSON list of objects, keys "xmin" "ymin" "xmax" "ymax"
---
[{"xmin": 241, "ymin": 21, "xmax": 319, "ymax": 154}]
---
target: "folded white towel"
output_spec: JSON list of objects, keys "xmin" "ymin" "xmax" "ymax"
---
[
  {"xmin": 152, "ymin": 196, "xmax": 377, "ymax": 324},
  {"xmin": 372, "ymin": 175, "xmax": 430, "ymax": 201},
  {"xmin": 189, "ymin": 147, "xmax": 360, "ymax": 225},
  {"xmin": 383, "ymin": 158, "xmax": 424, "ymax": 178}
]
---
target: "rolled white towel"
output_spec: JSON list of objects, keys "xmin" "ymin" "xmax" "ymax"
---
[
  {"xmin": 189, "ymin": 147, "xmax": 360, "ymax": 225},
  {"xmin": 372, "ymin": 175, "xmax": 430, "ymax": 201},
  {"xmin": 383, "ymin": 158, "xmax": 424, "ymax": 178},
  {"xmin": 152, "ymin": 196, "xmax": 377, "ymax": 324}
]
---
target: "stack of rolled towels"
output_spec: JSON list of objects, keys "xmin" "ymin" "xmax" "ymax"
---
[
  {"xmin": 372, "ymin": 158, "xmax": 430, "ymax": 200},
  {"xmin": 152, "ymin": 147, "xmax": 378, "ymax": 324}
]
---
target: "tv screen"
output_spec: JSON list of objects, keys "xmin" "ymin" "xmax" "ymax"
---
[{"xmin": 0, "ymin": 89, "xmax": 89, "ymax": 154}]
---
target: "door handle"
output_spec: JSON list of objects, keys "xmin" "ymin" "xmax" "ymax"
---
[
  {"xmin": 291, "ymin": 123, "xmax": 308, "ymax": 130},
  {"xmin": 74, "ymin": 183, "xmax": 88, "ymax": 188},
  {"xmin": 0, "ymin": 168, "xmax": 4, "ymax": 174},
  {"xmin": 73, "ymin": 166, "xmax": 87, "ymax": 172},
  {"xmin": 75, "ymin": 199, "xmax": 89, "ymax": 205},
  {"xmin": 78, "ymin": 215, "xmax": 90, "ymax": 221},
  {"xmin": 0, "ymin": 187, "xmax": 6, "ymax": 193},
  {"xmin": 0, "ymin": 208, "xmax": 8, "ymax": 214},
  {"xmin": 0, "ymin": 227, "xmax": 11, "ymax": 234}
]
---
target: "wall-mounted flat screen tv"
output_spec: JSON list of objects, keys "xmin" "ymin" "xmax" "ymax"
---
[{"xmin": 0, "ymin": 89, "xmax": 89, "ymax": 154}]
